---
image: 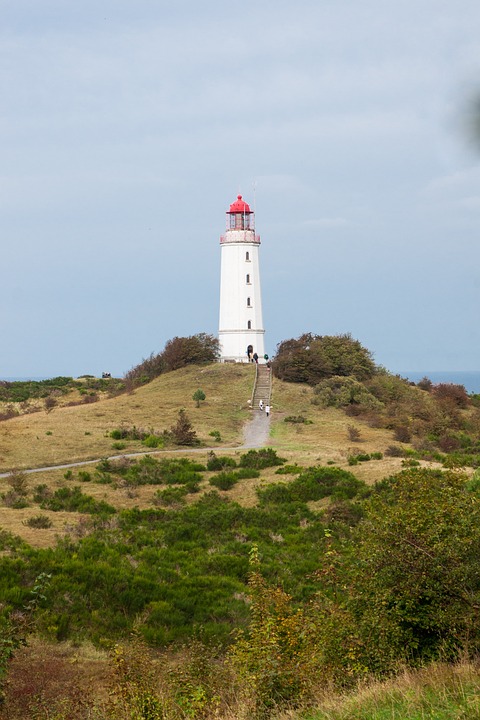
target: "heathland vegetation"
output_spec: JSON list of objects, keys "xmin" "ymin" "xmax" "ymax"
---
[{"xmin": 1, "ymin": 333, "xmax": 480, "ymax": 718}]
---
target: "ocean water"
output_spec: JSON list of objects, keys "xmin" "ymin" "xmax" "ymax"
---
[
  {"xmin": 1, "ymin": 377, "xmax": 50, "ymax": 382},
  {"xmin": 400, "ymin": 371, "xmax": 480, "ymax": 394},
  {"xmin": 3, "ymin": 372, "xmax": 480, "ymax": 394}
]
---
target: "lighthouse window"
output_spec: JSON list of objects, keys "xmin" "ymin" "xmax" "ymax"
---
[
  {"xmin": 246, "ymin": 274, "xmax": 250, "ymax": 284},
  {"xmin": 245, "ymin": 252, "xmax": 250, "ymax": 261},
  {"xmin": 247, "ymin": 297, "xmax": 251, "ymax": 307},
  {"xmin": 247, "ymin": 321, "xmax": 252, "ymax": 329}
]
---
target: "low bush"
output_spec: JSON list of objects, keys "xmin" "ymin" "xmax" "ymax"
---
[
  {"xmin": 24, "ymin": 514, "xmax": 53, "ymax": 529},
  {"xmin": 239, "ymin": 449, "xmax": 286, "ymax": 470},
  {"xmin": 209, "ymin": 472, "xmax": 239, "ymax": 491},
  {"xmin": 348, "ymin": 452, "xmax": 383, "ymax": 466},
  {"xmin": 258, "ymin": 466, "xmax": 365, "ymax": 505},
  {"xmin": 2, "ymin": 491, "xmax": 29, "ymax": 509},
  {"xmin": 142, "ymin": 434, "xmax": 164, "ymax": 449},
  {"xmin": 284, "ymin": 415, "xmax": 312, "ymax": 424},
  {"xmin": 39, "ymin": 487, "xmax": 116, "ymax": 515},
  {"xmin": 385, "ymin": 445, "xmax": 405, "ymax": 457},
  {"xmin": 206, "ymin": 453, "xmax": 237, "ymax": 471},
  {"xmin": 275, "ymin": 465, "xmax": 303, "ymax": 475}
]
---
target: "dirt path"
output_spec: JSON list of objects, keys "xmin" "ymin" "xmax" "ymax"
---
[
  {"xmin": 242, "ymin": 409, "xmax": 271, "ymax": 448},
  {"xmin": 0, "ymin": 411, "xmax": 271, "ymax": 478}
]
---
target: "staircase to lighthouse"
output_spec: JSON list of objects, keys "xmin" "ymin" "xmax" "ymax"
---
[{"xmin": 252, "ymin": 364, "xmax": 272, "ymax": 411}]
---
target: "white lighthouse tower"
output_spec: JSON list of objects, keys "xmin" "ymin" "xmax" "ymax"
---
[{"xmin": 218, "ymin": 194, "xmax": 265, "ymax": 362}]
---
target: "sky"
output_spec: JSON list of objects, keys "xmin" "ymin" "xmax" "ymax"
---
[{"xmin": 2, "ymin": 0, "xmax": 480, "ymax": 378}]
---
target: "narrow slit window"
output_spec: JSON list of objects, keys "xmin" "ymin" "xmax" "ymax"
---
[
  {"xmin": 247, "ymin": 321, "xmax": 252, "ymax": 329},
  {"xmin": 246, "ymin": 274, "xmax": 250, "ymax": 284},
  {"xmin": 245, "ymin": 251, "xmax": 250, "ymax": 261},
  {"xmin": 247, "ymin": 297, "xmax": 251, "ymax": 307}
]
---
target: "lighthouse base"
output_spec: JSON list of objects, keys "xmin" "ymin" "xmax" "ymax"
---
[{"xmin": 219, "ymin": 330, "xmax": 265, "ymax": 363}]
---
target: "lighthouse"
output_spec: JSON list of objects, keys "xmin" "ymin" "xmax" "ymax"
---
[{"xmin": 218, "ymin": 194, "xmax": 265, "ymax": 362}]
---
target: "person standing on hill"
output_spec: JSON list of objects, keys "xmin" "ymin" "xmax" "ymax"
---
[
  {"xmin": 259, "ymin": 399, "xmax": 264, "ymax": 411},
  {"xmin": 265, "ymin": 404, "xmax": 270, "ymax": 417}
]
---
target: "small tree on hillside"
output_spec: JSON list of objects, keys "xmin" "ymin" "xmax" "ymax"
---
[
  {"xmin": 170, "ymin": 409, "xmax": 198, "ymax": 446},
  {"xmin": 192, "ymin": 389, "xmax": 206, "ymax": 408}
]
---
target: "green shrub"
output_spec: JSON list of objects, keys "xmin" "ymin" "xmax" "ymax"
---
[
  {"xmin": 40, "ymin": 486, "xmax": 116, "ymax": 515},
  {"xmin": 235, "ymin": 468, "xmax": 260, "ymax": 480},
  {"xmin": 193, "ymin": 388, "xmax": 206, "ymax": 407},
  {"xmin": 78, "ymin": 471, "xmax": 92, "ymax": 482},
  {"xmin": 111, "ymin": 442, "xmax": 126, "ymax": 450},
  {"xmin": 258, "ymin": 466, "xmax": 365, "ymax": 505},
  {"xmin": 142, "ymin": 434, "xmax": 164, "ymax": 449},
  {"xmin": 209, "ymin": 430, "xmax": 222, "ymax": 442},
  {"xmin": 209, "ymin": 472, "xmax": 239, "ymax": 491},
  {"xmin": 284, "ymin": 415, "xmax": 312, "ymax": 424},
  {"xmin": 275, "ymin": 465, "xmax": 303, "ymax": 475},
  {"xmin": 2, "ymin": 492, "xmax": 29, "ymax": 509},
  {"xmin": 153, "ymin": 487, "xmax": 188, "ymax": 507},
  {"xmin": 239, "ymin": 449, "xmax": 285, "ymax": 470},
  {"xmin": 206, "ymin": 453, "xmax": 236, "ymax": 471}
]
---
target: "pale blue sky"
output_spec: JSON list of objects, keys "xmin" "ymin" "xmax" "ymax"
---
[{"xmin": 2, "ymin": 0, "xmax": 480, "ymax": 377}]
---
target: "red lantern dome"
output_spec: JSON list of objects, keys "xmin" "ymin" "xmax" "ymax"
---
[{"xmin": 228, "ymin": 195, "xmax": 251, "ymax": 214}]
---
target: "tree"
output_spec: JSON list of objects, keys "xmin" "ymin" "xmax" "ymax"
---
[
  {"xmin": 162, "ymin": 333, "xmax": 220, "ymax": 372},
  {"xmin": 192, "ymin": 388, "xmax": 206, "ymax": 408},
  {"xmin": 273, "ymin": 333, "xmax": 375, "ymax": 385},
  {"xmin": 170, "ymin": 409, "xmax": 198, "ymax": 446},
  {"xmin": 343, "ymin": 468, "xmax": 480, "ymax": 672},
  {"xmin": 125, "ymin": 333, "xmax": 220, "ymax": 385}
]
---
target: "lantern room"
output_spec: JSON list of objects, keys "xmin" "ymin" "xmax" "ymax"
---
[{"xmin": 227, "ymin": 194, "xmax": 254, "ymax": 230}]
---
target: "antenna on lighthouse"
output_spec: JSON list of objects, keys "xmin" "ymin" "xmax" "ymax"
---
[{"xmin": 253, "ymin": 180, "xmax": 257, "ymax": 226}]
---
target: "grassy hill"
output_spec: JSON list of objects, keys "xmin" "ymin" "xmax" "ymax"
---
[
  {"xmin": 0, "ymin": 363, "xmax": 407, "ymax": 549},
  {"xmin": 1, "ymin": 362, "xmax": 479, "ymax": 719}
]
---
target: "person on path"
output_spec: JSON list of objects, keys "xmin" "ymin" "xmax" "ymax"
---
[
  {"xmin": 253, "ymin": 352, "xmax": 258, "ymax": 364},
  {"xmin": 259, "ymin": 399, "xmax": 264, "ymax": 411},
  {"xmin": 265, "ymin": 404, "xmax": 270, "ymax": 417}
]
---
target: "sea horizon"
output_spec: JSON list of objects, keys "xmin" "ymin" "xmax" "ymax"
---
[
  {"xmin": 398, "ymin": 371, "xmax": 480, "ymax": 394},
  {"xmin": 2, "ymin": 370, "xmax": 480, "ymax": 394}
]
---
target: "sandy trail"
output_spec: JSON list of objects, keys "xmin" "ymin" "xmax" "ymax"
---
[{"xmin": 0, "ymin": 412, "xmax": 271, "ymax": 478}]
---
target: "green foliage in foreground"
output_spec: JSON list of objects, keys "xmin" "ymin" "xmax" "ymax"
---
[
  {"xmin": 0, "ymin": 490, "xmax": 333, "ymax": 646},
  {"xmin": 305, "ymin": 675, "xmax": 480, "ymax": 720},
  {"xmin": 1, "ymin": 464, "xmax": 480, "ymax": 719}
]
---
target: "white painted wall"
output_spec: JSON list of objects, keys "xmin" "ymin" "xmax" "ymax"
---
[{"xmin": 219, "ymin": 228, "xmax": 265, "ymax": 362}]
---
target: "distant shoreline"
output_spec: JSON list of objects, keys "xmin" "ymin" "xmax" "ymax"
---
[
  {"xmin": 399, "ymin": 371, "xmax": 480, "ymax": 394},
  {"xmin": 2, "ymin": 371, "xmax": 480, "ymax": 394}
]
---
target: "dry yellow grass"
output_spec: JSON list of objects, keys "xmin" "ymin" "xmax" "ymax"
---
[{"xmin": 0, "ymin": 364, "xmax": 255, "ymax": 473}]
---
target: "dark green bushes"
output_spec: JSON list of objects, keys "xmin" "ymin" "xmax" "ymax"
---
[
  {"xmin": 239, "ymin": 449, "xmax": 285, "ymax": 470},
  {"xmin": 258, "ymin": 466, "xmax": 365, "ymax": 505},
  {"xmin": 209, "ymin": 468, "xmax": 260, "ymax": 491},
  {"xmin": 273, "ymin": 333, "xmax": 376, "ymax": 385},
  {"xmin": 206, "ymin": 453, "xmax": 237, "ymax": 471},
  {"xmin": 39, "ymin": 487, "xmax": 116, "ymax": 515}
]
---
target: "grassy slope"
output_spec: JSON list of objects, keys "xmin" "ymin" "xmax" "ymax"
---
[
  {"xmin": 0, "ymin": 363, "xmax": 255, "ymax": 473},
  {"xmin": 0, "ymin": 364, "xmax": 416, "ymax": 547}
]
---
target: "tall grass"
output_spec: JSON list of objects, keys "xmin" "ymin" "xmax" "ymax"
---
[{"xmin": 302, "ymin": 662, "xmax": 480, "ymax": 720}]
